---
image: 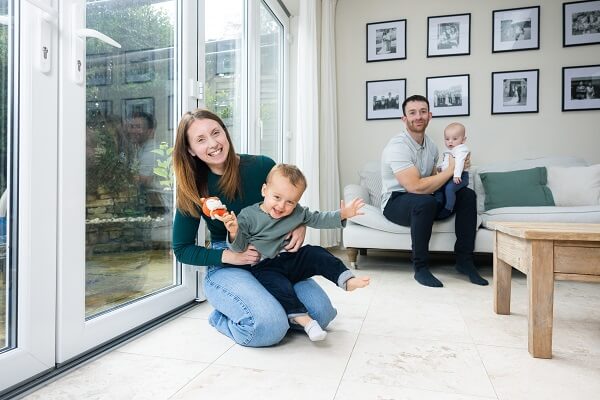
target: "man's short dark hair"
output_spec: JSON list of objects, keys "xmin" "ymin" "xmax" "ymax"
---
[
  {"xmin": 130, "ymin": 111, "xmax": 156, "ymax": 130},
  {"xmin": 402, "ymin": 95, "xmax": 430, "ymax": 116}
]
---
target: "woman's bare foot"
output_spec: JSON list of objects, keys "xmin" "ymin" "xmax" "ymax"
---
[{"xmin": 346, "ymin": 276, "xmax": 371, "ymax": 291}]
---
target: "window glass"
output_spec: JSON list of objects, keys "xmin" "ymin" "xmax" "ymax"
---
[
  {"xmin": 0, "ymin": 0, "xmax": 11, "ymax": 349},
  {"xmin": 204, "ymin": 0, "xmax": 243, "ymax": 150},
  {"xmin": 258, "ymin": 2, "xmax": 283, "ymax": 160},
  {"xmin": 85, "ymin": 0, "xmax": 177, "ymax": 317}
]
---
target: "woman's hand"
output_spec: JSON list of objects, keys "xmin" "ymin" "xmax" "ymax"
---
[
  {"xmin": 284, "ymin": 224, "xmax": 306, "ymax": 252},
  {"xmin": 221, "ymin": 245, "xmax": 261, "ymax": 265}
]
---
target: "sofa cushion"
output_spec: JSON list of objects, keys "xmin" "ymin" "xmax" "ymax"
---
[
  {"xmin": 547, "ymin": 164, "xmax": 600, "ymax": 206},
  {"xmin": 348, "ymin": 203, "xmax": 482, "ymax": 234},
  {"xmin": 480, "ymin": 167, "xmax": 555, "ymax": 211},
  {"xmin": 472, "ymin": 156, "xmax": 587, "ymax": 213},
  {"xmin": 359, "ymin": 161, "xmax": 383, "ymax": 208},
  {"xmin": 481, "ymin": 205, "xmax": 600, "ymax": 227}
]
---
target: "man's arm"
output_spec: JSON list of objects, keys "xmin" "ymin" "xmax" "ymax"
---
[{"xmin": 395, "ymin": 158, "xmax": 455, "ymax": 194}]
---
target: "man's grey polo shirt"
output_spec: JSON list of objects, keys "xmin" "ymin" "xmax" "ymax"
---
[{"xmin": 380, "ymin": 131, "xmax": 439, "ymax": 210}]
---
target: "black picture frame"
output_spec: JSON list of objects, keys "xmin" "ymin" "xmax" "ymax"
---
[
  {"xmin": 86, "ymin": 100, "xmax": 113, "ymax": 119},
  {"xmin": 121, "ymin": 97, "xmax": 155, "ymax": 124},
  {"xmin": 366, "ymin": 79, "xmax": 406, "ymax": 120},
  {"xmin": 86, "ymin": 54, "xmax": 112, "ymax": 86},
  {"xmin": 167, "ymin": 95, "xmax": 174, "ymax": 130},
  {"xmin": 562, "ymin": 64, "xmax": 600, "ymax": 111},
  {"xmin": 492, "ymin": 6, "xmax": 540, "ymax": 53},
  {"xmin": 563, "ymin": 0, "xmax": 600, "ymax": 47},
  {"xmin": 491, "ymin": 69, "xmax": 539, "ymax": 114},
  {"xmin": 366, "ymin": 19, "xmax": 407, "ymax": 62},
  {"xmin": 124, "ymin": 49, "xmax": 155, "ymax": 84},
  {"xmin": 427, "ymin": 13, "xmax": 471, "ymax": 57},
  {"xmin": 426, "ymin": 74, "xmax": 470, "ymax": 117}
]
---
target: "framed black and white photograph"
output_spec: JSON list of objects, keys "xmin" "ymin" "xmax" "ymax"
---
[
  {"xmin": 366, "ymin": 79, "xmax": 406, "ymax": 120},
  {"xmin": 427, "ymin": 13, "xmax": 471, "ymax": 57},
  {"xmin": 562, "ymin": 65, "xmax": 600, "ymax": 111},
  {"xmin": 492, "ymin": 69, "xmax": 539, "ymax": 114},
  {"xmin": 86, "ymin": 54, "xmax": 112, "ymax": 86},
  {"xmin": 426, "ymin": 74, "xmax": 469, "ymax": 117},
  {"xmin": 86, "ymin": 100, "xmax": 112, "ymax": 120},
  {"xmin": 167, "ymin": 95, "xmax": 174, "ymax": 129},
  {"xmin": 125, "ymin": 49, "xmax": 155, "ymax": 83},
  {"xmin": 121, "ymin": 97, "xmax": 155, "ymax": 123},
  {"xmin": 563, "ymin": 1, "xmax": 600, "ymax": 47},
  {"xmin": 492, "ymin": 6, "xmax": 540, "ymax": 52},
  {"xmin": 366, "ymin": 19, "xmax": 406, "ymax": 62}
]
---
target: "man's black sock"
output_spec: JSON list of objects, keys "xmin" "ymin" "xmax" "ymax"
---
[
  {"xmin": 414, "ymin": 268, "xmax": 443, "ymax": 287},
  {"xmin": 456, "ymin": 262, "xmax": 489, "ymax": 286}
]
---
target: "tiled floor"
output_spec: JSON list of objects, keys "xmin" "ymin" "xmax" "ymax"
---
[{"xmin": 23, "ymin": 251, "xmax": 600, "ymax": 400}]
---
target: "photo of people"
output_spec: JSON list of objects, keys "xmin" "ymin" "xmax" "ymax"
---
[
  {"xmin": 500, "ymin": 18, "xmax": 532, "ymax": 41},
  {"xmin": 503, "ymin": 78, "xmax": 528, "ymax": 106},
  {"xmin": 375, "ymin": 27, "xmax": 397, "ymax": 55},
  {"xmin": 437, "ymin": 22, "xmax": 460, "ymax": 49},
  {"xmin": 434, "ymin": 87, "xmax": 462, "ymax": 108},
  {"xmin": 572, "ymin": 10, "xmax": 600, "ymax": 35},
  {"xmin": 372, "ymin": 92, "xmax": 400, "ymax": 111},
  {"xmin": 571, "ymin": 77, "xmax": 599, "ymax": 100}
]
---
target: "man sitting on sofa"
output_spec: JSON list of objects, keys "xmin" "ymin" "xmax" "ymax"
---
[{"xmin": 380, "ymin": 94, "xmax": 488, "ymax": 287}]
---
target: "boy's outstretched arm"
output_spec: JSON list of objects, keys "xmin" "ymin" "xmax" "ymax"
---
[{"xmin": 340, "ymin": 197, "xmax": 366, "ymax": 220}]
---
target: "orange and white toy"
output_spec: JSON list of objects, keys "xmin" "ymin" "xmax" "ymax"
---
[{"xmin": 201, "ymin": 197, "xmax": 227, "ymax": 220}]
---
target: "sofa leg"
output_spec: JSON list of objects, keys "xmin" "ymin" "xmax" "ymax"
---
[{"xmin": 347, "ymin": 248, "xmax": 359, "ymax": 269}]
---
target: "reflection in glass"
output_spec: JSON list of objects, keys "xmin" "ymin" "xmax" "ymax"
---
[
  {"xmin": 0, "ymin": 0, "xmax": 11, "ymax": 350},
  {"xmin": 204, "ymin": 0, "xmax": 243, "ymax": 150},
  {"xmin": 259, "ymin": 2, "xmax": 283, "ymax": 161},
  {"xmin": 85, "ymin": 0, "xmax": 177, "ymax": 317}
]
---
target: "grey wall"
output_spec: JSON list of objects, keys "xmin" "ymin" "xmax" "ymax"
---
[{"xmin": 336, "ymin": 0, "xmax": 600, "ymax": 189}]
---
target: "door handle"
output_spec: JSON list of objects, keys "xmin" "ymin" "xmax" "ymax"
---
[{"xmin": 71, "ymin": 3, "xmax": 121, "ymax": 85}]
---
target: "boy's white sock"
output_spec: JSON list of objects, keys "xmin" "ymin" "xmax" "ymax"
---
[{"xmin": 304, "ymin": 320, "xmax": 327, "ymax": 341}]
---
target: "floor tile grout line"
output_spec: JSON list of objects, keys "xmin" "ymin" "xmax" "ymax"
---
[
  {"xmin": 331, "ymin": 275, "xmax": 377, "ymax": 400},
  {"xmin": 458, "ymin": 304, "xmax": 501, "ymax": 400}
]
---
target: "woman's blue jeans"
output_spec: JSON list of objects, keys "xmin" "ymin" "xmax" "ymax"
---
[{"xmin": 203, "ymin": 241, "xmax": 338, "ymax": 347}]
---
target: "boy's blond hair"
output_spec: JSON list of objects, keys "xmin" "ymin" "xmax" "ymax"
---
[{"xmin": 266, "ymin": 164, "xmax": 307, "ymax": 191}]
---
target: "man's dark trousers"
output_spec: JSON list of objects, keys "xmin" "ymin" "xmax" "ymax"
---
[{"xmin": 383, "ymin": 187, "xmax": 477, "ymax": 271}]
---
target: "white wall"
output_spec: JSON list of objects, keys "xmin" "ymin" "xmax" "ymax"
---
[{"xmin": 336, "ymin": 0, "xmax": 600, "ymax": 189}]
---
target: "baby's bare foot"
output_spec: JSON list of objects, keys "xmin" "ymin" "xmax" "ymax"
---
[{"xmin": 346, "ymin": 276, "xmax": 370, "ymax": 291}]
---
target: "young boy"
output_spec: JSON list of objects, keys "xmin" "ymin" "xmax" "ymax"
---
[
  {"xmin": 221, "ymin": 164, "xmax": 370, "ymax": 342},
  {"xmin": 434, "ymin": 122, "xmax": 470, "ymax": 219}
]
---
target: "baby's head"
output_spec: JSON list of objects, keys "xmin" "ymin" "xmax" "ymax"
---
[
  {"xmin": 444, "ymin": 122, "xmax": 466, "ymax": 150},
  {"xmin": 261, "ymin": 164, "xmax": 307, "ymax": 219}
]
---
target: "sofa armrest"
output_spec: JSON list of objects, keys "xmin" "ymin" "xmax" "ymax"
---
[{"xmin": 344, "ymin": 184, "xmax": 370, "ymax": 205}]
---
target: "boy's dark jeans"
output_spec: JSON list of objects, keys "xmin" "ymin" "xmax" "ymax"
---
[
  {"xmin": 252, "ymin": 245, "xmax": 349, "ymax": 316},
  {"xmin": 383, "ymin": 187, "xmax": 477, "ymax": 271}
]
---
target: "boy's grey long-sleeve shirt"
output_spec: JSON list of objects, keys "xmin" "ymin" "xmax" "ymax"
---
[{"xmin": 229, "ymin": 203, "xmax": 345, "ymax": 259}]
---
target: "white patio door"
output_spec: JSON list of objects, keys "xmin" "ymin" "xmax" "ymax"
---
[
  {"xmin": 56, "ymin": 0, "xmax": 198, "ymax": 363},
  {"xmin": 0, "ymin": 0, "xmax": 58, "ymax": 391}
]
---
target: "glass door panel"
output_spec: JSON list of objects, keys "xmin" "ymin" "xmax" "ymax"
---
[
  {"xmin": 204, "ymin": 0, "xmax": 244, "ymax": 150},
  {"xmin": 0, "ymin": 0, "xmax": 9, "ymax": 351},
  {"xmin": 258, "ymin": 2, "xmax": 283, "ymax": 161},
  {"xmin": 57, "ymin": 0, "xmax": 196, "ymax": 363},
  {"xmin": 85, "ymin": 0, "xmax": 178, "ymax": 317}
]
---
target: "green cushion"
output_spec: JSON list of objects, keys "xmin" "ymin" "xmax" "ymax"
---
[{"xmin": 480, "ymin": 167, "xmax": 555, "ymax": 211}]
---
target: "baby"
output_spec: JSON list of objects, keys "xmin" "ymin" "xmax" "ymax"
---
[
  {"xmin": 435, "ymin": 122, "xmax": 470, "ymax": 219},
  {"xmin": 221, "ymin": 164, "xmax": 370, "ymax": 341}
]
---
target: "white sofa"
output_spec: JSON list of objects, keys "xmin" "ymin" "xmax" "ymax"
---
[{"xmin": 343, "ymin": 156, "xmax": 600, "ymax": 267}]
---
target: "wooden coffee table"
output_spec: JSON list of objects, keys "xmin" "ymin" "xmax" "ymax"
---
[{"xmin": 487, "ymin": 221, "xmax": 600, "ymax": 359}]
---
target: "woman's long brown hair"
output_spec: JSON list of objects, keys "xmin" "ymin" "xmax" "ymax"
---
[{"xmin": 173, "ymin": 109, "xmax": 240, "ymax": 217}]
